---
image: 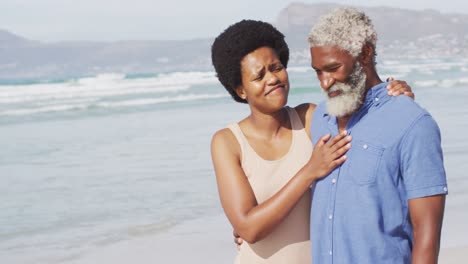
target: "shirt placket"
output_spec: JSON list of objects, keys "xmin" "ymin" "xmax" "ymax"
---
[
  {"xmin": 326, "ymin": 118, "xmax": 340, "ymax": 262},
  {"xmin": 325, "ymin": 105, "xmax": 368, "ymax": 262},
  {"xmin": 327, "ymin": 166, "xmax": 339, "ymax": 261}
]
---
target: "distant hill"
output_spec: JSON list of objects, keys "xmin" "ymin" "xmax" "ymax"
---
[
  {"xmin": 276, "ymin": 3, "xmax": 468, "ymax": 48},
  {"xmin": 276, "ymin": 3, "xmax": 468, "ymax": 65},
  {"xmin": 1, "ymin": 3, "xmax": 468, "ymax": 81},
  {"xmin": 0, "ymin": 29, "xmax": 35, "ymax": 48},
  {"xmin": 0, "ymin": 30, "xmax": 212, "ymax": 81}
]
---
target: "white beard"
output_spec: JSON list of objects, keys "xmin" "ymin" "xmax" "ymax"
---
[{"xmin": 325, "ymin": 62, "xmax": 367, "ymax": 117}]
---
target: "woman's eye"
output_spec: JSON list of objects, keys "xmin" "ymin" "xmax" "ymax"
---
[{"xmin": 275, "ymin": 65, "xmax": 284, "ymax": 71}]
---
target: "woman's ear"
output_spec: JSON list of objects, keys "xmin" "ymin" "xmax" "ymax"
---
[{"xmin": 236, "ymin": 86, "xmax": 247, "ymax": 100}]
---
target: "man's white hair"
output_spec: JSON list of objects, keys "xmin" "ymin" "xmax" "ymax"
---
[{"xmin": 308, "ymin": 7, "xmax": 377, "ymax": 58}]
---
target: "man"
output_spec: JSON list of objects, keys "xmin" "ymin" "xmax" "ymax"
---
[{"xmin": 308, "ymin": 7, "xmax": 447, "ymax": 264}]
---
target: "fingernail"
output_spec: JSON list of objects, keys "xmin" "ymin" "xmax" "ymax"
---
[
  {"xmin": 342, "ymin": 130, "xmax": 348, "ymax": 135},
  {"xmin": 346, "ymin": 135, "xmax": 352, "ymax": 140}
]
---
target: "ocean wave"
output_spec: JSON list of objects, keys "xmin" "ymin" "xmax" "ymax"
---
[
  {"xmin": 0, "ymin": 85, "xmax": 190, "ymax": 104},
  {"xmin": 0, "ymin": 71, "xmax": 221, "ymax": 106},
  {"xmin": 379, "ymin": 60, "xmax": 467, "ymax": 74},
  {"xmin": 77, "ymin": 73, "xmax": 127, "ymax": 84},
  {"xmin": 0, "ymin": 93, "xmax": 228, "ymax": 116},
  {"xmin": 287, "ymin": 67, "xmax": 311, "ymax": 73},
  {"xmin": 414, "ymin": 77, "xmax": 468, "ymax": 88},
  {"xmin": 0, "ymin": 71, "xmax": 217, "ymax": 97},
  {"xmin": 153, "ymin": 71, "xmax": 218, "ymax": 86},
  {"xmin": 95, "ymin": 93, "xmax": 227, "ymax": 108},
  {"xmin": 381, "ymin": 73, "xmax": 408, "ymax": 80},
  {"xmin": 0, "ymin": 104, "xmax": 89, "ymax": 116}
]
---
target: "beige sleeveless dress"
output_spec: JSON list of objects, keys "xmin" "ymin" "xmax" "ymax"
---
[{"xmin": 228, "ymin": 106, "xmax": 313, "ymax": 264}]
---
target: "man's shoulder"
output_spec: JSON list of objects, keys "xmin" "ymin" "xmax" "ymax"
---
[
  {"xmin": 383, "ymin": 95, "xmax": 431, "ymax": 121},
  {"xmin": 376, "ymin": 95, "xmax": 442, "ymax": 143}
]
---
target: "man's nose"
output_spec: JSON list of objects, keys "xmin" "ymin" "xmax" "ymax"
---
[{"xmin": 321, "ymin": 77, "xmax": 335, "ymax": 90}]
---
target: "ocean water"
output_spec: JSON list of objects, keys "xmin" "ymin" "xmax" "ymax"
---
[{"xmin": 1, "ymin": 58, "xmax": 468, "ymax": 263}]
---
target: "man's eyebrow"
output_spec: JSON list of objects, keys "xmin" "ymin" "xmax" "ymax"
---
[{"xmin": 313, "ymin": 62, "xmax": 341, "ymax": 71}]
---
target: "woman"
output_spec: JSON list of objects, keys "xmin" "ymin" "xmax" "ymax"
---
[{"xmin": 210, "ymin": 20, "xmax": 413, "ymax": 263}]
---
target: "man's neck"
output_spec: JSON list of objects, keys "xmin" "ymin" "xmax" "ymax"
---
[
  {"xmin": 337, "ymin": 116, "xmax": 351, "ymax": 132},
  {"xmin": 365, "ymin": 67, "xmax": 383, "ymax": 91}
]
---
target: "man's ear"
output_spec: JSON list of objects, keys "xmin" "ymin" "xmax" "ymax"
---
[
  {"xmin": 359, "ymin": 43, "xmax": 375, "ymax": 66},
  {"xmin": 236, "ymin": 86, "xmax": 247, "ymax": 101}
]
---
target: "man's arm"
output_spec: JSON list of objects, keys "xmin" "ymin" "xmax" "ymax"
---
[
  {"xmin": 409, "ymin": 195, "xmax": 446, "ymax": 264},
  {"xmin": 399, "ymin": 114, "xmax": 448, "ymax": 263}
]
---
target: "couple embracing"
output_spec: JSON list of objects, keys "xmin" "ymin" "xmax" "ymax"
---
[{"xmin": 211, "ymin": 7, "xmax": 447, "ymax": 264}]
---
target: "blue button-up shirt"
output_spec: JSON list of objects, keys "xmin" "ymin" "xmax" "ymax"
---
[{"xmin": 310, "ymin": 82, "xmax": 448, "ymax": 264}]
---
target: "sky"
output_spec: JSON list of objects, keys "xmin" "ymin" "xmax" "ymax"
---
[{"xmin": 1, "ymin": 0, "xmax": 467, "ymax": 42}]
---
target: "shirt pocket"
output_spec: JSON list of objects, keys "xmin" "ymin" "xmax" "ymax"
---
[{"xmin": 347, "ymin": 140, "xmax": 385, "ymax": 185}]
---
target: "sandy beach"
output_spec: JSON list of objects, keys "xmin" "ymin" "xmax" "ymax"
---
[
  {"xmin": 63, "ymin": 213, "xmax": 467, "ymax": 264},
  {"xmin": 66, "ymin": 215, "xmax": 237, "ymax": 264},
  {"xmin": 439, "ymin": 246, "xmax": 468, "ymax": 264}
]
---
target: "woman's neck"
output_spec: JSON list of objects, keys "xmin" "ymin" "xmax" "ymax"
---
[{"xmin": 245, "ymin": 107, "xmax": 289, "ymax": 140}]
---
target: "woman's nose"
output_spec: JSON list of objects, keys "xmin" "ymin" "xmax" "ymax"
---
[{"xmin": 266, "ymin": 71, "xmax": 280, "ymax": 85}]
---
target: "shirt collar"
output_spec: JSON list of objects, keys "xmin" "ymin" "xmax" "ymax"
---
[{"xmin": 322, "ymin": 82, "xmax": 390, "ymax": 118}]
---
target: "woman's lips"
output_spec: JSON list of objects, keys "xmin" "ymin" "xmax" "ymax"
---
[{"xmin": 266, "ymin": 85, "xmax": 285, "ymax": 95}]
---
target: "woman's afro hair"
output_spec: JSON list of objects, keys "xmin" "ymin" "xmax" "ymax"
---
[{"xmin": 211, "ymin": 20, "xmax": 289, "ymax": 103}]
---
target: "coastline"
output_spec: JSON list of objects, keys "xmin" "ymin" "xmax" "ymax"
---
[
  {"xmin": 440, "ymin": 246, "xmax": 468, "ymax": 264},
  {"xmin": 63, "ymin": 213, "xmax": 467, "ymax": 264},
  {"xmin": 66, "ymin": 214, "xmax": 237, "ymax": 264}
]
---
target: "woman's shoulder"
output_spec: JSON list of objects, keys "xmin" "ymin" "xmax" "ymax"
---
[
  {"xmin": 212, "ymin": 127, "xmax": 235, "ymax": 145},
  {"xmin": 211, "ymin": 126, "xmax": 244, "ymax": 169},
  {"xmin": 211, "ymin": 126, "xmax": 241, "ymax": 154},
  {"xmin": 293, "ymin": 103, "xmax": 317, "ymax": 130},
  {"xmin": 294, "ymin": 103, "xmax": 317, "ymax": 115}
]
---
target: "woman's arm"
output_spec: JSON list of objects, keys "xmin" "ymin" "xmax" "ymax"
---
[{"xmin": 211, "ymin": 128, "xmax": 351, "ymax": 243}]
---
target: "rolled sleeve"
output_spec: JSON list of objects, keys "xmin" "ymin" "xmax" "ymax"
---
[{"xmin": 399, "ymin": 114, "xmax": 448, "ymax": 199}]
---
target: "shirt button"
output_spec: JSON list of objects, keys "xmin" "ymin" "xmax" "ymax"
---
[
  {"xmin": 328, "ymin": 214, "xmax": 333, "ymax": 220},
  {"xmin": 375, "ymin": 97, "xmax": 380, "ymax": 102},
  {"xmin": 331, "ymin": 178, "xmax": 337, "ymax": 184},
  {"xmin": 443, "ymin": 186, "xmax": 448, "ymax": 192},
  {"xmin": 329, "ymin": 250, "xmax": 333, "ymax": 255},
  {"xmin": 363, "ymin": 144, "xmax": 368, "ymax": 149}
]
